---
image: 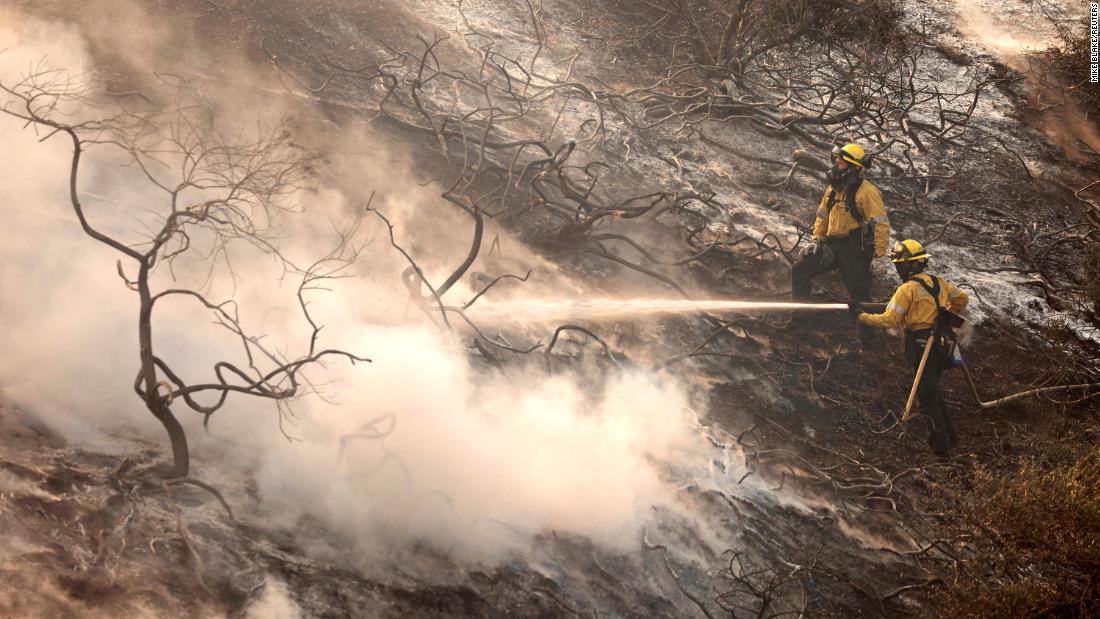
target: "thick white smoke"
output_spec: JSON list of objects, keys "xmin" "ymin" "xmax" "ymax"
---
[
  {"xmin": 0, "ymin": 10, "xmax": 151, "ymax": 442},
  {"xmin": 0, "ymin": 4, "xmax": 744, "ymax": 568},
  {"xmin": 256, "ymin": 325, "xmax": 715, "ymax": 560}
]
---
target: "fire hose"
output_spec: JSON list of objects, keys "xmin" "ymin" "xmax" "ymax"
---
[
  {"xmin": 854, "ymin": 303, "xmax": 1100, "ymax": 416},
  {"xmin": 955, "ymin": 342, "xmax": 1100, "ymax": 409},
  {"xmin": 878, "ymin": 319, "xmax": 1100, "ymax": 417},
  {"xmin": 466, "ymin": 295, "xmax": 1100, "ymax": 410}
]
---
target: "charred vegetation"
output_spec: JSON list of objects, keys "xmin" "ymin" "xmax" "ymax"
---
[{"xmin": 1, "ymin": 0, "xmax": 1099, "ymax": 617}]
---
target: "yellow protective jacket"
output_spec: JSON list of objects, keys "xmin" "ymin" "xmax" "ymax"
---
[
  {"xmin": 858, "ymin": 272, "xmax": 969, "ymax": 331},
  {"xmin": 812, "ymin": 179, "xmax": 890, "ymax": 258}
]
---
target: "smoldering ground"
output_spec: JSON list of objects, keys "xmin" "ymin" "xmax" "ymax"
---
[
  {"xmin": 10, "ymin": 2, "xmax": 1085, "ymax": 616},
  {"xmin": 0, "ymin": 3, "xmax": 766, "ymax": 576}
]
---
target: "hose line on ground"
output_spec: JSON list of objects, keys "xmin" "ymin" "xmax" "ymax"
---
[{"xmin": 956, "ymin": 343, "xmax": 1100, "ymax": 409}]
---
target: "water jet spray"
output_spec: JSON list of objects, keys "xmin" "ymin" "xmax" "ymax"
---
[
  {"xmin": 469, "ymin": 297, "xmax": 1100, "ymax": 412},
  {"xmin": 468, "ymin": 297, "xmax": 866, "ymax": 321}
]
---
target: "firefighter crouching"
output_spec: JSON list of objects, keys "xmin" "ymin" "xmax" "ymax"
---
[
  {"xmin": 852, "ymin": 239, "xmax": 969, "ymax": 457},
  {"xmin": 791, "ymin": 143, "xmax": 890, "ymax": 342}
]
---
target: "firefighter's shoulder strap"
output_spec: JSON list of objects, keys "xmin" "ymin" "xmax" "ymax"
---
[
  {"xmin": 825, "ymin": 177, "xmax": 865, "ymax": 223},
  {"xmin": 913, "ymin": 275, "xmax": 967, "ymax": 369},
  {"xmin": 913, "ymin": 274, "xmax": 940, "ymax": 302},
  {"xmin": 913, "ymin": 275, "xmax": 955, "ymax": 338}
]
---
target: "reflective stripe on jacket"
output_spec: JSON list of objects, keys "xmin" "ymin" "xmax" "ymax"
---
[
  {"xmin": 858, "ymin": 272, "xmax": 969, "ymax": 331},
  {"xmin": 812, "ymin": 179, "xmax": 890, "ymax": 257}
]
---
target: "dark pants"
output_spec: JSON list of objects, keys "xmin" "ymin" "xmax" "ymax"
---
[
  {"xmin": 791, "ymin": 235, "xmax": 875, "ymax": 341},
  {"xmin": 905, "ymin": 330, "xmax": 958, "ymax": 456},
  {"xmin": 791, "ymin": 234, "xmax": 872, "ymax": 301}
]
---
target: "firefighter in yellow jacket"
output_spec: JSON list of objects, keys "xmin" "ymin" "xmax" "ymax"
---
[
  {"xmin": 853, "ymin": 239, "xmax": 969, "ymax": 457},
  {"xmin": 791, "ymin": 144, "xmax": 890, "ymax": 339}
]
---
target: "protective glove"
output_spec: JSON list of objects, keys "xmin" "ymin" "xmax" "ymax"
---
[
  {"xmin": 802, "ymin": 241, "xmax": 820, "ymax": 258},
  {"xmin": 847, "ymin": 300, "xmax": 863, "ymax": 318}
]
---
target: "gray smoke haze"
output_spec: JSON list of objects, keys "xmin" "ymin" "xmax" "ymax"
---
[
  {"xmin": 957, "ymin": 1, "xmax": 1100, "ymax": 163},
  {"xmin": 0, "ymin": 2, "xmax": 758, "ymax": 570}
]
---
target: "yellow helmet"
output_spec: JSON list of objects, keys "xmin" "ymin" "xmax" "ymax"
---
[
  {"xmin": 890, "ymin": 239, "xmax": 930, "ymax": 263},
  {"xmin": 831, "ymin": 143, "xmax": 866, "ymax": 168}
]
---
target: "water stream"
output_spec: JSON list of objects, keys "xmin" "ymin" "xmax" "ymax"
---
[{"xmin": 470, "ymin": 298, "xmax": 848, "ymax": 321}]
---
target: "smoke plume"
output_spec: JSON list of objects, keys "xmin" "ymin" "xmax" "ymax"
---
[{"xmin": 0, "ymin": 2, "xmax": 747, "ymax": 571}]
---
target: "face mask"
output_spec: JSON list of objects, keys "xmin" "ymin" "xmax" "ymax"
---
[
  {"xmin": 826, "ymin": 165, "xmax": 845, "ymax": 184},
  {"xmin": 894, "ymin": 262, "xmax": 909, "ymax": 281},
  {"xmin": 895, "ymin": 261, "xmax": 923, "ymax": 281}
]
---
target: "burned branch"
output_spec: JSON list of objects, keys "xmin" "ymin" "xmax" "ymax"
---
[{"xmin": 1, "ymin": 67, "xmax": 368, "ymax": 477}]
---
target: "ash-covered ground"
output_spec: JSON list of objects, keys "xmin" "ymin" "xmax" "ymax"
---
[{"xmin": 1, "ymin": 0, "xmax": 1098, "ymax": 617}]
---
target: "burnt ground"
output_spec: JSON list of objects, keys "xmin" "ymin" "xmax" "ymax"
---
[{"xmin": 3, "ymin": 0, "xmax": 1100, "ymax": 617}]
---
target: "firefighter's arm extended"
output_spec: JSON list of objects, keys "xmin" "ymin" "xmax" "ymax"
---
[
  {"xmin": 812, "ymin": 190, "xmax": 830, "ymax": 241},
  {"xmin": 858, "ymin": 284, "xmax": 911, "ymax": 329},
  {"xmin": 859, "ymin": 184, "xmax": 890, "ymax": 258},
  {"xmin": 945, "ymin": 281, "xmax": 969, "ymax": 314}
]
